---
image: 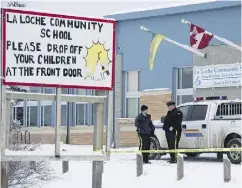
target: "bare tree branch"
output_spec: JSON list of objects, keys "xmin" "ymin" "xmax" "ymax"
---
[{"xmin": 8, "ymin": 145, "xmax": 59, "ymax": 188}]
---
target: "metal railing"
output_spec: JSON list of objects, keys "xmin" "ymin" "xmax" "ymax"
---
[{"xmin": 12, "ymin": 130, "xmax": 31, "ymax": 145}]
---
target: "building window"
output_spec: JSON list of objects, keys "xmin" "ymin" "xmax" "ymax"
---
[
  {"xmin": 43, "ymin": 87, "xmax": 53, "ymax": 94},
  {"xmin": 76, "ymin": 104, "xmax": 87, "ymax": 126},
  {"xmin": 76, "ymin": 89, "xmax": 86, "ymax": 95},
  {"xmin": 25, "ymin": 101, "xmax": 38, "ymax": 127},
  {"xmin": 16, "ymin": 107, "xmax": 24, "ymax": 125},
  {"xmin": 29, "ymin": 106, "xmax": 38, "ymax": 127},
  {"xmin": 125, "ymin": 70, "xmax": 140, "ymax": 118},
  {"xmin": 61, "ymin": 105, "xmax": 67, "ymax": 126},
  {"xmin": 178, "ymin": 67, "xmax": 193, "ymax": 89},
  {"xmin": 41, "ymin": 104, "xmax": 52, "ymax": 126},
  {"xmin": 61, "ymin": 88, "xmax": 69, "ymax": 94},
  {"xmin": 12, "ymin": 101, "xmax": 24, "ymax": 126},
  {"xmin": 30, "ymin": 87, "xmax": 40, "ymax": 93},
  {"xmin": 75, "ymin": 89, "xmax": 87, "ymax": 126},
  {"xmin": 127, "ymin": 71, "xmax": 139, "ymax": 92},
  {"xmin": 126, "ymin": 98, "xmax": 139, "ymax": 118},
  {"xmin": 176, "ymin": 67, "xmax": 193, "ymax": 105},
  {"xmin": 177, "ymin": 95, "xmax": 194, "ymax": 105}
]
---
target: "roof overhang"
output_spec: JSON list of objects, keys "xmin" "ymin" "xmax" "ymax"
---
[{"xmin": 105, "ymin": 1, "xmax": 241, "ymax": 21}]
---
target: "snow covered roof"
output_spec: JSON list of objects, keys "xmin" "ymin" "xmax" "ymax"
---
[
  {"xmin": 109, "ymin": 0, "xmax": 215, "ymax": 15},
  {"xmin": 105, "ymin": 1, "xmax": 241, "ymax": 21}
]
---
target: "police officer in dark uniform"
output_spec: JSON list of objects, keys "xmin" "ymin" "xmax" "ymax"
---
[
  {"xmin": 135, "ymin": 105, "xmax": 152, "ymax": 164},
  {"xmin": 163, "ymin": 101, "xmax": 183, "ymax": 163}
]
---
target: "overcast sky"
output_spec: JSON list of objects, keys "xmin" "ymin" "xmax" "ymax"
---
[{"xmin": 1, "ymin": 0, "xmax": 217, "ymax": 17}]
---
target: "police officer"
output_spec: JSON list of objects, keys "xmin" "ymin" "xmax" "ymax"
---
[
  {"xmin": 135, "ymin": 105, "xmax": 152, "ymax": 164},
  {"xmin": 163, "ymin": 101, "xmax": 183, "ymax": 163}
]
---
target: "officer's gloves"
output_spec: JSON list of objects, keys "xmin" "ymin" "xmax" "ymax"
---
[{"xmin": 169, "ymin": 127, "xmax": 173, "ymax": 131}]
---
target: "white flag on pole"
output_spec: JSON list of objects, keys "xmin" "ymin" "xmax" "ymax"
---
[{"xmin": 140, "ymin": 26, "xmax": 206, "ymax": 58}]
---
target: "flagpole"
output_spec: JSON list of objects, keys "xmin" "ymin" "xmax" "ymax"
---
[
  {"xmin": 181, "ymin": 19, "xmax": 242, "ymax": 52},
  {"xmin": 140, "ymin": 26, "xmax": 206, "ymax": 58}
]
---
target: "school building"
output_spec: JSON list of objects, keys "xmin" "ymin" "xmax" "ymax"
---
[{"xmin": 13, "ymin": 1, "xmax": 241, "ymax": 146}]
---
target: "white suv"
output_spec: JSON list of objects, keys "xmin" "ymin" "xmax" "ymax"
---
[{"xmin": 150, "ymin": 96, "xmax": 241, "ymax": 164}]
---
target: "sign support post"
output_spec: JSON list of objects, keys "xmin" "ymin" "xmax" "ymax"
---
[
  {"xmin": 92, "ymin": 102, "xmax": 104, "ymax": 188},
  {"xmin": 0, "ymin": 9, "xmax": 3, "ymax": 188},
  {"xmin": 1, "ymin": 86, "xmax": 8, "ymax": 188},
  {"xmin": 106, "ymin": 91, "xmax": 113, "ymax": 153},
  {"xmin": 55, "ymin": 88, "xmax": 61, "ymax": 157}
]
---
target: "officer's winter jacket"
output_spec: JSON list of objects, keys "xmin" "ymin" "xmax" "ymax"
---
[
  {"xmin": 163, "ymin": 108, "xmax": 183, "ymax": 132},
  {"xmin": 135, "ymin": 113, "xmax": 151, "ymax": 135}
]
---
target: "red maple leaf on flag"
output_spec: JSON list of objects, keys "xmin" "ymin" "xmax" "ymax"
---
[
  {"xmin": 190, "ymin": 33, "xmax": 198, "ymax": 46},
  {"xmin": 190, "ymin": 23, "xmax": 213, "ymax": 49}
]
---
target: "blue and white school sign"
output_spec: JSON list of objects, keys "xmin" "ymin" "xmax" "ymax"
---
[{"xmin": 193, "ymin": 63, "xmax": 242, "ymax": 89}]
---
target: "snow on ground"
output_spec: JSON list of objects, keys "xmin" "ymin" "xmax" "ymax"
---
[
  {"xmin": 6, "ymin": 144, "xmax": 104, "ymax": 156},
  {"xmin": 11, "ymin": 144, "xmax": 241, "ymax": 188}
]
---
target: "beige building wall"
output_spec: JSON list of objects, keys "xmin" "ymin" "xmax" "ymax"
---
[
  {"xmin": 27, "ymin": 88, "xmax": 172, "ymax": 147},
  {"xmin": 27, "ymin": 123, "xmax": 139, "ymax": 147},
  {"xmin": 140, "ymin": 88, "xmax": 171, "ymax": 120}
]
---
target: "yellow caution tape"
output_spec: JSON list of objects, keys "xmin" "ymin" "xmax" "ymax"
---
[{"xmin": 96, "ymin": 147, "xmax": 242, "ymax": 154}]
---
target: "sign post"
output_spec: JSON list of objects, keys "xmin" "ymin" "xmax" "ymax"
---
[
  {"xmin": 106, "ymin": 90, "xmax": 113, "ymax": 153},
  {"xmin": 1, "ymin": 86, "xmax": 8, "ymax": 188},
  {"xmin": 92, "ymin": 102, "xmax": 104, "ymax": 188},
  {"xmin": 55, "ymin": 87, "xmax": 61, "ymax": 157}
]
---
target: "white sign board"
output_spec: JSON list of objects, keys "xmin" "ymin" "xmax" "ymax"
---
[
  {"xmin": 193, "ymin": 63, "xmax": 242, "ymax": 89},
  {"xmin": 2, "ymin": 9, "xmax": 116, "ymax": 90}
]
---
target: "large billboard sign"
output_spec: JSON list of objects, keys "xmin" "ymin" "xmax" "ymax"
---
[{"xmin": 2, "ymin": 9, "xmax": 116, "ymax": 90}]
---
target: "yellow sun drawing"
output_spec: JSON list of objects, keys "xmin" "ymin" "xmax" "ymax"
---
[{"xmin": 84, "ymin": 41, "xmax": 111, "ymax": 80}]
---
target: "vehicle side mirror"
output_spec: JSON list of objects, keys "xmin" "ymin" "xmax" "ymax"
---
[{"xmin": 160, "ymin": 116, "xmax": 165, "ymax": 123}]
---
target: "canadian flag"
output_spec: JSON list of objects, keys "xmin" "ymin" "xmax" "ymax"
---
[{"xmin": 190, "ymin": 23, "xmax": 213, "ymax": 49}]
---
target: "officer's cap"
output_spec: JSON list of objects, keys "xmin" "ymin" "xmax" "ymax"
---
[{"xmin": 166, "ymin": 101, "xmax": 175, "ymax": 106}]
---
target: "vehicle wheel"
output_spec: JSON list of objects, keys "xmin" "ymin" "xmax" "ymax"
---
[
  {"xmin": 185, "ymin": 153, "xmax": 200, "ymax": 157},
  {"xmin": 149, "ymin": 136, "xmax": 161, "ymax": 160},
  {"xmin": 226, "ymin": 138, "xmax": 241, "ymax": 164}
]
